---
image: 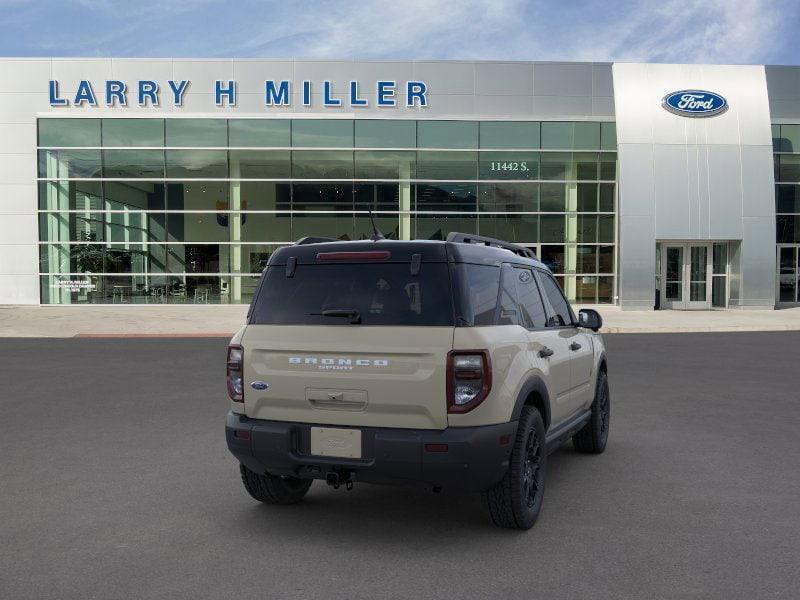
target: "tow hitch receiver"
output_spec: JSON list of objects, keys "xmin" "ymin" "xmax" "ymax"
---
[{"xmin": 325, "ymin": 470, "xmax": 354, "ymax": 490}]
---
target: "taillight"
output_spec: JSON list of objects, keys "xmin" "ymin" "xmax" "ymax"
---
[
  {"xmin": 447, "ymin": 350, "xmax": 492, "ymax": 413},
  {"xmin": 227, "ymin": 344, "xmax": 244, "ymax": 402}
]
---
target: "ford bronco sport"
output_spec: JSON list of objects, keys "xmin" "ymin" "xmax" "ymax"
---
[{"xmin": 225, "ymin": 232, "xmax": 609, "ymax": 529}]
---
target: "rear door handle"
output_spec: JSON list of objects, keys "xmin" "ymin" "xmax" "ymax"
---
[
  {"xmin": 569, "ymin": 342, "xmax": 582, "ymax": 351},
  {"xmin": 539, "ymin": 347, "xmax": 554, "ymax": 358}
]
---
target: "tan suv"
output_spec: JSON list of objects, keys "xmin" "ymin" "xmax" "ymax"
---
[{"xmin": 225, "ymin": 233, "xmax": 609, "ymax": 529}]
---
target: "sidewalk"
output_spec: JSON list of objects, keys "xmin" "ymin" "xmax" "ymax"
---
[{"xmin": 1, "ymin": 304, "xmax": 800, "ymax": 337}]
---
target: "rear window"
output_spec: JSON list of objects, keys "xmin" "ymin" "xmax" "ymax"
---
[{"xmin": 249, "ymin": 262, "xmax": 454, "ymax": 326}]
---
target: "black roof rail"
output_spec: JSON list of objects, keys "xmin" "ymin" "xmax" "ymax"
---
[
  {"xmin": 446, "ymin": 232, "xmax": 538, "ymax": 260},
  {"xmin": 294, "ymin": 236, "xmax": 337, "ymax": 245}
]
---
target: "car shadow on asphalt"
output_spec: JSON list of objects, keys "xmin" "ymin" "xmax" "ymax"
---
[{"xmin": 221, "ymin": 447, "xmax": 585, "ymax": 542}]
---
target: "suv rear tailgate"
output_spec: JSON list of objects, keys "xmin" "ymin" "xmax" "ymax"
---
[{"xmin": 242, "ymin": 325, "xmax": 453, "ymax": 430}]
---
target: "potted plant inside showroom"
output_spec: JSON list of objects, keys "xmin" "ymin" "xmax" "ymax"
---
[{"xmin": 73, "ymin": 232, "xmax": 104, "ymax": 302}]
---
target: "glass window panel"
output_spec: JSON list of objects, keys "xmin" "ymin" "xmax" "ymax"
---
[
  {"xmin": 598, "ymin": 215, "xmax": 615, "ymax": 243},
  {"xmin": 229, "ymin": 150, "xmax": 290, "ymax": 179},
  {"xmin": 779, "ymin": 247, "xmax": 796, "ymax": 274},
  {"xmin": 479, "ymin": 152, "xmax": 539, "ymax": 179},
  {"xmin": 416, "ymin": 151, "xmax": 477, "ymax": 180},
  {"xmin": 415, "ymin": 183, "xmax": 477, "ymax": 212},
  {"xmin": 778, "ymin": 155, "xmax": 800, "ymax": 182},
  {"xmin": 167, "ymin": 243, "xmax": 222, "ymax": 273},
  {"xmin": 540, "ymin": 245, "xmax": 565, "ymax": 273},
  {"xmin": 540, "ymin": 216, "xmax": 566, "ymax": 244},
  {"xmin": 239, "ymin": 181, "xmax": 291, "ymax": 211},
  {"xmin": 39, "ymin": 212, "xmax": 105, "ymax": 243},
  {"xmin": 540, "ymin": 152, "xmax": 571, "ymax": 180},
  {"xmin": 478, "ymin": 182, "xmax": 538, "ymax": 212},
  {"xmin": 102, "ymin": 119, "xmax": 164, "ymax": 147},
  {"xmin": 415, "ymin": 214, "xmax": 477, "ymax": 239},
  {"xmin": 417, "ymin": 121, "xmax": 478, "ymax": 149},
  {"xmin": 772, "ymin": 124, "xmax": 781, "ymax": 152},
  {"xmin": 165, "ymin": 119, "xmax": 227, "ymax": 147},
  {"xmin": 291, "ymin": 183, "xmax": 354, "ymax": 211},
  {"xmin": 575, "ymin": 152, "xmax": 599, "ymax": 180},
  {"xmin": 713, "ymin": 243, "xmax": 727, "ymax": 275},
  {"xmin": 599, "ymin": 183, "xmax": 615, "ymax": 212},
  {"xmin": 354, "ymin": 183, "xmax": 401, "ymax": 211},
  {"xmin": 240, "ymin": 212, "xmax": 292, "ymax": 243},
  {"xmin": 478, "ymin": 214, "xmax": 538, "ymax": 243},
  {"xmin": 38, "ymin": 243, "xmax": 168, "ymax": 275},
  {"xmin": 354, "ymin": 120, "xmax": 416, "ymax": 148},
  {"xmin": 597, "ymin": 276, "xmax": 613, "ymax": 303},
  {"xmin": 540, "ymin": 122, "xmax": 573, "ymax": 150},
  {"xmin": 104, "ymin": 242, "xmax": 159, "ymax": 273},
  {"xmin": 598, "ymin": 245, "xmax": 614, "ymax": 273},
  {"xmin": 599, "ymin": 153, "xmax": 616, "ymax": 180},
  {"xmin": 479, "ymin": 122, "xmax": 540, "ymax": 149},
  {"xmin": 167, "ymin": 212, "xmax": 231, "ymax": 243},
  {"xmin": 600, "ymin": 122, "xmax": 617, "ymax": 151},
  {"xmin": 292, "ymin": 150, "xmax": 353, "ymax": 179},
  {"xmin": 38, "ymin": 181, "xmax": 104, "ymax": 211},
  {"xmin": 38, "ymin": 119, "xmax": 100, "ymax": 147},
  {"xmin": 354, "ymin": 151, "xmax": 416, "ymax": 179},
  {"xmin": 103, "ymin": 149, "xmax": 164, "ymax": 178},
  {"xmin": 514, "ymin": 267, "xmax": 548, "ymax": 328},
  {"xmin": 577, "ymin": 215, "xmax": 597, "ymax": 243},
  {"xmin": 165, "ymin": 150, "xmax": 227, "ymax": 178},
  {"xmin": 292, "ymin": 213, "xmax": 355, "ymax": 241},
  {"xmin": 167, "ymin": 182, "xmax": 229, "ymax": 211},
  {"xmin": 228, "ymin": 119, "xmax": 290, "ymax": 147},
  {"xmin": 539, "ymin": 183, "xmax": 566, "ymax": 212},
  {"xmin": 574, "ymin": 122, "xmax": 601, "ymax": 150},
  {"xmin": 776, "ymin": 185, "xmax": 800, "ymax": 213},
  {"xmin": 576, "ymin": 245, "xmax": 597, "ymax": 273},
  {"xmin": 354, "ymin": 212, "xmax": 400, "ymax": 240},
  {"xmin": 105, "ymin": 181, "xmax": 165, "ymax": 211},
  {"xmin": 105, "ymin": 211, "xmax": 164, "ymax": 244},
  {"xmin": 291, "ymin": 119, "xmax": 353, "ymax": 147},
  {"xmin": 575, "ymin": 276, "xmax": 597, "ymax": 303},
  {"xmin": 780, "ymin": 125, "xmax": 800, "ymax": 153},
  {"xmin": 776, "ymin": 215, "xmax": 800, "ymax": 243},
  {"xmin": 577, "ymin": 183, "xmax": 598, "ymax": 212},
  {"xmin": 38, "ymin": 149, "xmax": 102, "ymax": 178},
  {"xmin": 165, "ymin": 275, "xmax": 229, "ymax": 304},
  {"xmin": 238, "ymin": 244, "xmax": 286, "ymax": 273},
  {"xmin": 712, "ymin": 276, "xmax": 727, "ymax": 307}
]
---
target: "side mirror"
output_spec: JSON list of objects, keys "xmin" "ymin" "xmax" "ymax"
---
[{"xmin": 578, "ymin": 308, "xmax": 603, "ymax": 332}]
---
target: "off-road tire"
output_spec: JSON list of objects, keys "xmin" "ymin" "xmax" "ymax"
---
[
  {"xmin": 482, "ymin": 406, "xmax": 546, "ymax": 530},
  {"xmin": 572, "ymin": 370, "xmax": 610, "ymax": 454},
  {"xmin": 239, "ymin": 464, "xmax": 313, "ymax": 505}
]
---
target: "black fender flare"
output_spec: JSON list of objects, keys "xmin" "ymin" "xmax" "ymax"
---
[{"xmin": 511, "ymin": 376, "xmax": 552, "ymax": 430}]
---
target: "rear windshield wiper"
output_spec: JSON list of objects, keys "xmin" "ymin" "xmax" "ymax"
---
[{"xmin": 310, "ymin": 309, "xmax": 362, "ymax": 324}]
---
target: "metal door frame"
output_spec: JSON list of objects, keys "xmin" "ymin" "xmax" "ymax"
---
[{"xmin": 659, "ymin": 242, "xmax": 713, "ymax": 310}]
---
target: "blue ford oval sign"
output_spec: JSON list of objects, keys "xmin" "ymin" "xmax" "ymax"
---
[{"xmin": 662, "ymin": 90, "xmax": 728, "ymax": 117}]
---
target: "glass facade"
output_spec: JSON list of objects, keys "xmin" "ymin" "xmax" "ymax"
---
[
  {"xmin": 37, "ymin": 118, "xmax": 617, "ymax": 304},
  {"xmin": 773, "ymin": 124, "xmax": 800, "ymax": 304}
]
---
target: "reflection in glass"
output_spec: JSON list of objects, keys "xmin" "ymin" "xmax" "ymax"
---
[
  {"xmin": 292, "ymin": 150, "xmax": 353, "ymax": 179},
  {"xmin": 416, "ymin": 151, "xmax": 477, "ymax": 180},
  {"xmin": 479, "ymin": 183, "xmax": 538, "ymax": 212},
  {"xmin": 417, "ymin": 121, "xmax": 478, "ymax": 149},
  {"xmin": 165, "ymin": 119, "xmax": 227, "ymax": 147},
  {"xmin": 166, "ymin": 150, "xmax": 227, "ymax": 178},
  {"xmin": 39, "ymin": 119, "xmax": 100, "ymax": 147},
  {"xmin": 229, "ymin": 150, "xmax": 290, "ymax": 179},
  {"xmin": 354, "ymin": 120, "xmax": 415, "ymax": 148},
  {"xmin": 354, "ymin": 151, "xmax": 415, "ymax": 179},
  {"xmin": 292, "ymin": 120, "xmax": 353, "ymax": 147},
  {"xmin": 38, "ymin": 149, "xmax": 102, "ymax": 178},
  {"xmin": 229, "ymin": 120, "xmax": 290, "ymax": 147},
  {"xmin": 480, "ymin": 122, "xmax": 540, "ymax": 149},
  {"xmin": 103, "ymin": 150, "xmax": 164, "ymax": 178},
  {"xmin": 103, "ymin": 119, "xmax": 164, "ymax": 147}
]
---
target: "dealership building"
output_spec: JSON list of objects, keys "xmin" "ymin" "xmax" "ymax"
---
[{"xmin": 0, "ymin": 58, "xmax": 798, "ymax": 310}]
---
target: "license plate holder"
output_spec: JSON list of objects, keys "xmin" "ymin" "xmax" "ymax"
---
[{"xmin": 310, "ymin": 427, "xmax": 362, "ymax": 459}]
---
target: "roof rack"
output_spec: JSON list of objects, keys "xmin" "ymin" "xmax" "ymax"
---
[
  {"xmin": 446, "ymin": 232, "xmax": 538, "ymax": 260},
  {"xmin": 294, "ymin": 236, "xmax": 337, "ymax": 245}
]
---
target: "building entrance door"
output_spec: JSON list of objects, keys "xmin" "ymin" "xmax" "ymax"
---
[{"xmin": 660, "ymin": 243, "xmax": 712, "ymax": 309}]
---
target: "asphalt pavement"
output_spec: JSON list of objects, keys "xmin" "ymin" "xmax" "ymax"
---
[{"xmin": 1, "ymin": 332, "xmax": 799, "ymax": 599}]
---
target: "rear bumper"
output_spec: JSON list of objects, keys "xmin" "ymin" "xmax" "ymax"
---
[{"xmin": 226, "ymin": 412, "xmax": 517, "ymax": 493}]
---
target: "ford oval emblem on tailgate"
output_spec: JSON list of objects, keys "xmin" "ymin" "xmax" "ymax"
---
[{"xmin": 250, "ymin": 381, "xmax": 269, "ymax": 390}]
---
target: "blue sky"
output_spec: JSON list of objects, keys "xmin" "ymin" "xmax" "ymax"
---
[{"xmin": 1, "ymin": 0, "xmax": 798, "ymax": 65}]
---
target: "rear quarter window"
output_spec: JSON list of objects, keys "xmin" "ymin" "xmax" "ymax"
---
[{"xmin": 249, "ymin": 262, "xmax": 454, "ymax": 326}]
